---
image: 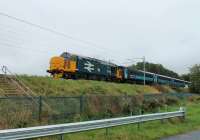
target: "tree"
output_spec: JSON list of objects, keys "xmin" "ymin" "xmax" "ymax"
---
[
  {"xmin": 190, "ymin": 64, "xmax": 200, "ymax": 93},
  {"xmin": 181, "ymin": 74, "xmax": 190, "ymax": 81}
]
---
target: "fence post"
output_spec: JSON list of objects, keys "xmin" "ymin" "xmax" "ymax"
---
[
  {"xmin": 38, "ymin": 96, "xmax": 42, "ymax": 122},
  {"xmin": 158, "ymin": 107, "xmax": 164, "ymax": 124},
  {"xmin": 60, "ymin": 134, "xmax": 64, "ymax": 140},
  {"xmin": 165, "ymin": 105, "xmax": 168, "ymax": 112},
  {"xmin": 137, "ymin": 108, "xmax": 142, "ymax": 130},
  {"xmin": 105, "ymin": 127, "xmax": 109, "ymax": 140},
  {"xmin": 80, "ymin": 95, "xmax": 84, "ymax": 114},
  {"xmin": 180, "ymin": 107, "xmax": 186, "ymax": 121}
]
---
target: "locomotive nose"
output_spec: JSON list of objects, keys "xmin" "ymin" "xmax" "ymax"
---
[{"xmin": 48, "ymin": 56, "xmax": 65, "ymax": 73}]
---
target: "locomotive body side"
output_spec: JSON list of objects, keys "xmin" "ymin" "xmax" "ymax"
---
[{"xmin": 48, "ymin": 52, "xmax": 121, "ymax": 81}]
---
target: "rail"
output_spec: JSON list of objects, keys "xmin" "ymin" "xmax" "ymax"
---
[
  {"xmin": 0, "ymin": 107, "xmax": 185, "ymax": 140},
  {"xmin": 0, "ymin": 66, "xmax": 52, "ymax": 114},
  {"xmin": 1, "ymin": 66, "xmax": 35, "ymax": 96}
]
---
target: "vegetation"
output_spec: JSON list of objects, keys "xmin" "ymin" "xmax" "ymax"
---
[
  {"xmin": 18, "ymin": 75, "xmax": 186, "ymax": 96},
  {"xmin": 129, "ymin": 62, "xmax": 180, "ymax": 78},
  {"xmin": 0, "ymin": 85, "xmax": 190, "ymax": 129},
  {"xmin": 41, "ymin": 100, "xmax": 200, "ymax": 140},
  {"xmin": 0, "ymin": 75, "xmax": 198, "ymax": 140},
  {"xmin": 181, "ymin": 73, "xmax": 190, "ymax": 81},
  {"xmin": 189, "ymin": 64, "xmax": 200, "ymax": 93}
]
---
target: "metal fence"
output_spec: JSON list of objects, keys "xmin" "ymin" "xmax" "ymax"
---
[
  {"xmin": 144, "ymin": 93, "xmax": 196, "ymax": 99},
  {"xmin": 0, "ymin": 108, "xmax": 186, "ymax": 140},
  {"xmin": 0, "ymin": 96, "xmax": 82, "ymax": 126},
  {"xmin": 0, "ymin": 93, "xmax": 197, "ymax": 129}
]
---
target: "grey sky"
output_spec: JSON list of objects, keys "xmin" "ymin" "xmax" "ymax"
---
[{"xmin": 0, "ymin": 0, "xmax": 199, "ymax": 75}]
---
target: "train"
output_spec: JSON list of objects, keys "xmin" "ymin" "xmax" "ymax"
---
[{"xmin": 47, "ymin": 52, "xmax": 191, "ymax": 87}]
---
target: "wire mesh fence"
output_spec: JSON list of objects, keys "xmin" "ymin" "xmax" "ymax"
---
[{"xmin": 0, "ymin": 93, "xmax": 198, "ymax": 129}]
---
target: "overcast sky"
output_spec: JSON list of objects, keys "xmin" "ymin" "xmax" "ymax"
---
[{"xmin": 0, "ymin": 0, "xmax": 199, "ymax": 75}]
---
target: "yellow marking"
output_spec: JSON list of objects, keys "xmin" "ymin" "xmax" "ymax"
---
[
  {"xmin": 116, "ymin": 69, "xmax": 123, "ymax": 79},
  {"xmin": 53, "ymin": 73, "xmax": 63, "ymax": 79},
  {"xmin": 64, "ymin": 60, "xmax": 77, "ymax": 73}
]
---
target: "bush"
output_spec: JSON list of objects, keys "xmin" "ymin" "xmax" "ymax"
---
[
  {"xmin": 0, "ymin": 102, "xmax": 36, "ymax": 129},
  {"xmin": 143, "ymin": 98, "xmax": 160, "ymax": 112},
  {"xmin": 82, "ymin": 95, "xmax": 144, "ymax": 119},
  {"xmin": 165, "ymin": 96, "xmax": 179, "ymax": 105},
  {"xmin": 189, "ymin": 64, "xmax": 200, "ymax": 93},
  {"xmin": 188, "ymin": 95, "xmax": 200, "ymax": 102}
]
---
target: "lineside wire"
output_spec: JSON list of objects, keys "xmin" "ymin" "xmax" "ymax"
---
[
  {"xmin": 0, "ymin": 18, "xmax": 118, "ymax": 57},
  {"xmin": 0, "ymin": 12, "xmax": 119, "ymax": 55}
]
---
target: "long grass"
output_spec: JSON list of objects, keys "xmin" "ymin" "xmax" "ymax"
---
[
  {"xmin": 48, "ymin": 102, "xmax": 200, "ymax": 140},
  {"xmin": 19, "ymin": 75, "xmax": 186, "ymax": 96}
]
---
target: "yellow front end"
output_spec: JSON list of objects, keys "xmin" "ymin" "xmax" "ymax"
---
[
  {"xmin": 47, "ymin": 56, "xmax": 65, "ymax": 78},
  {"xmin": 47, "ymin": 56, "xmax": 77, "ymax": 79},
  {"xmin": 50, "ymin": 57, "xmax": 65, "ymax": 71}
]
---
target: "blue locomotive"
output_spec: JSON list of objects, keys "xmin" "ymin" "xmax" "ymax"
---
[{"xmin": 47, "ymin": 52, "xmax": 191, "ymax": 87}]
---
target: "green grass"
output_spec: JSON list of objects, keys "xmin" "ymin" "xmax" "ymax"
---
[
  {"xmin": 0, "ymin": 75, "xmax": 196, "ymax": 139},
  {"xmin": 47, "ymin": 102, "xmax": 200, "ymax": 140},
  {"xmin": 19, "ymin": 75, "xmax": 185, "ymax": 96}
]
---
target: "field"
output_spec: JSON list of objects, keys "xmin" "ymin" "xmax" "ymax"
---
[{"xmin": 19, "ymin": 76, "xmax": 187, "ymax": 96}]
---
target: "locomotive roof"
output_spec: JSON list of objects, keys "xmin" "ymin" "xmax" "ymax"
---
[
  {"xmin": 61, "ymin": 52, "xmax": 117, "ymax": 66},
  {"xmin": 138, "ymin": 70, "xmax": 191, "ymax": 84}
]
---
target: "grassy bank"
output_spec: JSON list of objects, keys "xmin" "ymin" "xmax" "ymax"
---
[
  {"xmin": 19, "ymin": 76, "xmax": 186, "ymax": 96},
  {"xmin": 0, "ymin": 75, "xmax": 197, "ymax": 139},
  {"xmin": 51, "ymin": 101, "xmax": 200, "ymax": 140}
]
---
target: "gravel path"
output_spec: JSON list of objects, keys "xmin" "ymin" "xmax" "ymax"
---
[{"xmin": 161, "ymin": 130, "xmax": 200, "ymax": 140}]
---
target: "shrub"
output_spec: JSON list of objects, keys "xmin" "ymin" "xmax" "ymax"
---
[
  {"xmin": 0, "ymin": 104, "xmax": 35, "ymax": 129},
  {"xmin": 188, "ymin": 96, "xmax": 200, "ymax": 102},
  {"xmin": 143, "ymin": 98, "xmax": 161, "ymax": 112},
  {"xmin": 165, "ymin": 96, "xmax": 179, "ymax": 105}
]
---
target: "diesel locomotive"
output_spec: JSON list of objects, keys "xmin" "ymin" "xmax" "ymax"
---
[{"xmin": 47, "ymin": 52, "xmax": 191, "ymax": 87}]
